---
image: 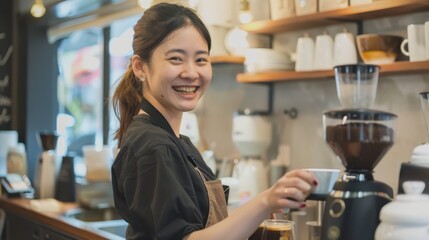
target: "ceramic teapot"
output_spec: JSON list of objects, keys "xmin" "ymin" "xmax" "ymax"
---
[{"xmin": 375, "ymin": 181, "xmax": 429, "ymax": 240}]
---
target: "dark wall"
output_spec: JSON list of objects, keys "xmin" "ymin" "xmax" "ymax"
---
[
  {"xmin": 0, "ymin": 0, "xmax": 14, "ymax": 130},
  {"xmin": 14, "ymin": 12, "xmax": 59, "ymax": 181}
]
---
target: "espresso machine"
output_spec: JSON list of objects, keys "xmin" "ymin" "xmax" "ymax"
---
[
  {"xmin": 321, "ymin": 64, "xmax": 396, "ymax": 240},
  {"xmin": 232, "ymin": 110, "xmax": 271, "ymax": 202}
]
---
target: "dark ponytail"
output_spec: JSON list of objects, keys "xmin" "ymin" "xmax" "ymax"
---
[{"xmin": 112, "ymin": 64, "xmax": 143, "ymax": 147}]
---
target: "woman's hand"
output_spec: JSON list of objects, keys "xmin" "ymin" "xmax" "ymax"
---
[
  {"xmin": 184, "ymin": 169, "xmax": 318, "ymax": 240},
  {"xmin": 265, "ymin": 169, "xmax": 317, "ymax": 212}
]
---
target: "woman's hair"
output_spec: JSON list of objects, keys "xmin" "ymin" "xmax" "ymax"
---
[{"xmin": 112, "ymin": 3, "xmax": 211, "ymax": 147}]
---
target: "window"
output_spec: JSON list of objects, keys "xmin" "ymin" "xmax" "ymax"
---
[
  {"xmin": 109, "ymin": 15, "xmax": 141, "ymax": 147},
  {"xmin": 56, "ymin": 14, "xmax": 140, "ymax": 156},
  {"xmin": 57, "ymin": 28, "xmax": 103, "ymax": 156}
]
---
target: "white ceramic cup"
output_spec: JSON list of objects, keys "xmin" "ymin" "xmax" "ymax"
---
[
  {"xmin": 295, "ymin": 34, "xmax": 314, "ymax": 71},
  {"xmin": 334, "ymin": 31, "xmax": 358, "ymax": 66},
  {"xmin": 305, "ymin": 168, "xmax": 341, "ymax": 195},
  {"xmin": 400, "ymin": 24, "xmax": 426, "ymax": 62},
  {"xmin": 425, "ymin": 21, "xmax": 429, "ymax": 60},
  {"xmin": 314, "ymin": 33, "xmax": 334, "ymax": 70}
]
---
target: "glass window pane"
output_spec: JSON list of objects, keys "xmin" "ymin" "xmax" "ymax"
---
[
  {"xmin": 57, "ymin": 28, "xmax": 103, "ymax": 156},
  {"xmin": 108, "ymin": 15, "xmax": 141, "ymax": 146}
]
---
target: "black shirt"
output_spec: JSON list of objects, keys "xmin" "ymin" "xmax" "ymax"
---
[{"xmin": 111, "ymin": 100, "xmax": 216, "ymax": 240}]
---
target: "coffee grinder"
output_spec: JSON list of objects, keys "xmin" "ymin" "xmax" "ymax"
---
[
  {"xmin": 34, "ymin": 131, "xmax": 59, "ymax": 199},
  {"xmin": 321, "ymin": 64, "xmax": 396, "ymax": 240}
]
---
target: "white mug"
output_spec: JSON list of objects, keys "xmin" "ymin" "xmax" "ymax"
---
[
  {"xmin": 425, "ymin": 21, "xmax": 429, "ymax": 60},
  {"xmin": 295, "ymin": 33, "xmax": 314, "ymax": 71},
  {"xmin": 334, "ymin": 30, "xmax": 358, "ymax": 66},
  {"xmin": 314, "ymin": 33, "xmax": 334, "ymax": 70},
  {"xmin": 400, "ymin": 24, "xmax": 426, "ymax": 62}
]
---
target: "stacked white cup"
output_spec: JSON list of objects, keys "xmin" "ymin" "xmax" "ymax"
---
[
  {"xmin": 333, "ymin": 29, "xmax": 358, "ymax": 66},
  {"xmin": 400, "ymin": 24, "xmax": 427, "ymax": 62},
  {"xmin": 314, "ymin": 32, "xmax": 334, "ymax": 70},
  {"xmin": 295, "ymin": 33, "xmax": 314, "ymax": 71},
  {"xmin": 295, "ymin": 30, "xmax": 358, "ymax": 71}
]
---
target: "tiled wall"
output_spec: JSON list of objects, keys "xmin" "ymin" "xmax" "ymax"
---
[{"xmin": 201, "ymin": 11, "xmax": 429, "ymax": 193}]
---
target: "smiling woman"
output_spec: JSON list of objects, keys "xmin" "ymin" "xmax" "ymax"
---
[{"xmin": 110, "ymin": 3, "xmax": 317, "ymax": 240}]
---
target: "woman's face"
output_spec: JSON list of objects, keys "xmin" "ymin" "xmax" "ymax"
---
[{"xmin": 142, "ymin": 25, "xmax": 212, "ymax": 117}]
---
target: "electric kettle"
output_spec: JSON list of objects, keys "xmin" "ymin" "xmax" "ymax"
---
[{"xmin": 375, "ymin": 181, "xmax": 429, "ymax": 240}]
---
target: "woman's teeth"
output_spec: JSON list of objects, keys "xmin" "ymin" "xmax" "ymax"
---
[{"xmin": 173, "ymin": 86, "xmax": 198, "ymax": 94}]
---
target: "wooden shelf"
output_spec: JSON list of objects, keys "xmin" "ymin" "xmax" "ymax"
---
[
  {"xmin": 236, "ymin": 61, "xmax": 429, "ymax": 83},
  {"xmin": 240, "ymin": 0, "xmax": 429, "ymax": 34},
  {"xmin": 236, "ymin": 0, "xmax": 429, "ymax": 84},
  {"xmin": 210, "ymin": 55, "xmax": 244, "ymax": 64}
]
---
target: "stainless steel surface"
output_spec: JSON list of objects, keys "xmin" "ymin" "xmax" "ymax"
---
[
  {"xmin": 330, "ymin": 190, "xmax": 393, "ymax": 200},
  {"xmin": 91, "ymin": 220, "xmax": 127, "ymax": 240},
  {"xmin": 76, "ymin": 179, "xmax": 114, "ymax": 209},
  {"xmin": 290, "ymin": 201, "xmax": 319, "ymax": 240},
  {"xmin": 290, "ymin": 210, "xmax": 307, "ymax": 239},
  {"xmin": 307, "ymin": 221, "xmax": 321, "ymax": 240},
  {"xmin": 64, "ymin": 207, "xmax": 122, "ymax": 222},
  {"xmin": 317, "ymin": 201, "xmax": 324, "ymax": 226},
  {"xmin": 63, "ymin": 207, "xmax": 126, "ymax": 239}
]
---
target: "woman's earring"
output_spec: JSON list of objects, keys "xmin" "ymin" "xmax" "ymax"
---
[{"xmin": 140, "ymin": 77, "xmax": 146, "ymax": 82}]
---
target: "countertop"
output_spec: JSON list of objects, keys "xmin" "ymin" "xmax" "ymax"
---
[{"xmin": 0, "ymin": 196, "xmax": 124, "ymax": 240}]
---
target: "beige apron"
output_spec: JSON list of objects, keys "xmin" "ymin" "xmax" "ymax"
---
[
  {"xmin": 204, "ymin": 179, "xmax": 229, "ymax": 227},
  {"xmin": 193, "ymin": 167, "xmax": 228, "ymax": 227},
  {"xmin": 139, "ymin": 99, "xmax": 228, "ymax": 227}
]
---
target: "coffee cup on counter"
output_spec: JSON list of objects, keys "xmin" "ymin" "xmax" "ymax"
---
[
  {"xmin": 259, "ymin": 219, "xmax": 295, "ymax": 240},
  {"xmin": 265, "ymin": 219, "xmax": 295, "ymax": 240},
  {"xmin": 249, "ymin": 219, "xmax": 296, "ymax": 240},
  {"xmin": 400, "ymin": 24, "xmax": 426, "ymax": 62}
]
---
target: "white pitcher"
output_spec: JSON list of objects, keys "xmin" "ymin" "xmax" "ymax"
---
[
  {"xmin": 314, "ymin": 32, "xmax": 334, "ymax": 70},
  {"xmin": 334, "ymin": 29, "xmax": 358, "ymax": 66},
  {"xmin": 295, "ymin": 33, "xmax": 314, "ymax": 71}
]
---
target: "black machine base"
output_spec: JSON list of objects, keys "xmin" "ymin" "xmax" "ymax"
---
[{"xmin": 321, "ymin": 181, "xmax": 393, "ymax": 240}]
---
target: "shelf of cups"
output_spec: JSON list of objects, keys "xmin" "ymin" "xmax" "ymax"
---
[
  {"xmin": 240, "ymin": 0, "xmax": 429, "ymax": 34},
  {"xmin": 236, "ymin": 60, "xmax": 429, "ymax": 83}
]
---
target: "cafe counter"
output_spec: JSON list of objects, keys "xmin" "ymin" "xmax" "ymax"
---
[{"xmin": 0, "ymin": 197, "xmax": 122, "ymax": 240}]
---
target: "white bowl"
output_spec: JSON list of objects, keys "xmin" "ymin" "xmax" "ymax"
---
[
  {"xmin": 244, "ymin": 62, "xmax": 294, "ymax": 73},
  {"xmin": 244, "ymin": 48, "xmax": 291, "ymax": 65}
]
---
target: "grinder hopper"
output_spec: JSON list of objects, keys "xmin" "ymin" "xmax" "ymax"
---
[
  {"xmin": 323, "ymin": 109, "xmax": 396, "ymax": 173},
  {"xmin": 327, "ymin": 64, "xmax": 397, "ymax": 173}
]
